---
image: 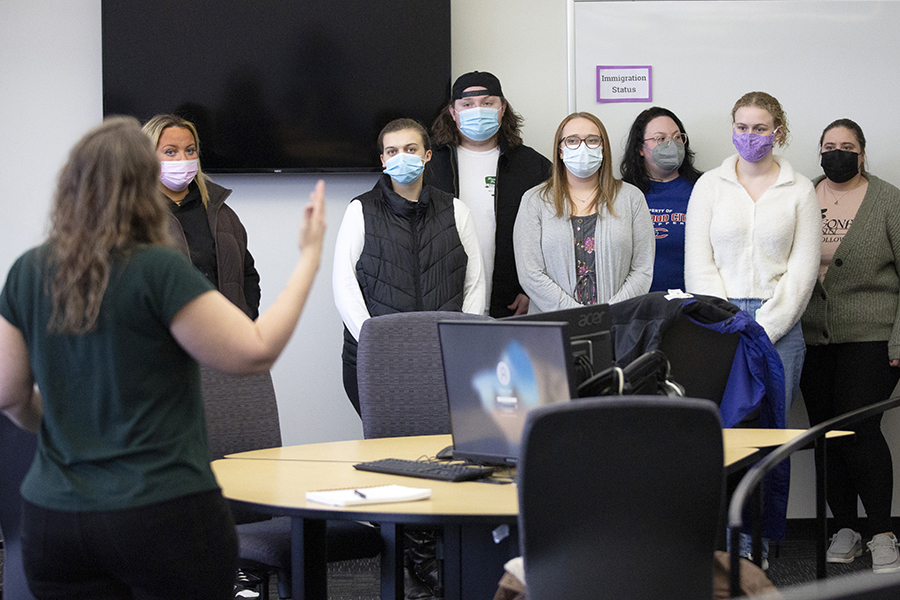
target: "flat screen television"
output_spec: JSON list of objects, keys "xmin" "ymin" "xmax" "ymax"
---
[{"xmin": 101, "ymin": 0, "xmax": 451, "ymax": 173}]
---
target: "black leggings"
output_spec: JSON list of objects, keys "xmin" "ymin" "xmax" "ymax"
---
[
  {"xmin": 22, "ymin": 489, "xmax": 238, "ymax": 600},
  {"xmin": 799, "ymin": 341, "xmax": 900, "ymax": 535}
]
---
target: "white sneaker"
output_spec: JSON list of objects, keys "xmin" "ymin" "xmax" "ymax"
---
[
  {"xmin": 868, "ymin": 533, "xmax": 900, "ymax": 574},
  {"xmin": 826, "ymin": 528, "xmax": 862, "ymax": 563}
]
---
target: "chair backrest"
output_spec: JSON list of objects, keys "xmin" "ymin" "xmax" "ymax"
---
[
  {"xmin": 200, "ymin": 365, "xmax": 281, "ymax": 461},
  {"xmin": 0, "ymin": 414, "xmax": 38, "ymax": 600},
  {"xmin": 659, "ymin": 314, "xmax": 739, "ymax": 404},
  {"xmin": 518, "ymin": 396, "xmax": 724, "ymax": 600},
  {"xmin": 356, "ymin": 311, "xmax": 492, "ymax": 439}
]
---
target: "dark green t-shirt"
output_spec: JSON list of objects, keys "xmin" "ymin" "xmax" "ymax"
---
[{"xmin": 0, "ymin": 244, "xmax": 217, "ymax": 511}]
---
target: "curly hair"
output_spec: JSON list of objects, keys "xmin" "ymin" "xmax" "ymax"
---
[
  {"xmin": 430, "ymin": 100, "xmax": 524, "ymax": 149},
  {"xmin": 539, "ymin": 112, "xmax": 622, "ymax": 219},
  {"xmin": 48, "ymin": 116, "xmax": 171, "ymax": 334},
  {"xmin": 620, "ymin": 107, "xmax": 703, "ymax": 194},
  {"xmin": 731, "ymin": 91, "xmax": 790, "ymax": 148}
]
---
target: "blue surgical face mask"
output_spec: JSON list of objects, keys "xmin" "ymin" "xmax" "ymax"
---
[
  {"xmin": 383, "ymin": 153, "xmax": 425, "ymax": 185},
  {"xmin": 562, "ymin": 144, "xmax": 603, "ymax": 178},
  {"xmin": 458, "ymin": 107, "xmax": 500, "ymax": 142}
]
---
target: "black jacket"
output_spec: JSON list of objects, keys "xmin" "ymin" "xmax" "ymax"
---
[
  {"xmin": 426, "ymin": 140, "xmax": 551, "ymax": 317},
  {"xmin": 167, "ymin": 181, "xmax": 261, "ymax": 318}
]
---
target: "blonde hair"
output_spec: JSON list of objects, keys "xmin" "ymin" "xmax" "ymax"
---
[
  {"xmin": 48, "ymin": 116, "xmax": 172, "ymax": 334},
  {"xmin": 141, "ymin": 114, "xmax": 211, "ymax": 205},
  {"xmin": 540, "ymin": 112, "xmax": 621, "ymax": 218},
  {"xmin": 731, "ymin": 91, "xmax": 790, "ymax": 148}
]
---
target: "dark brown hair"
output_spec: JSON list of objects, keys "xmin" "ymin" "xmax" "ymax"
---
[
  {"xmin": 819, "ymin": 118, "xmax": 868, "ymax": 177},
  {"xmin": 378, "ymin": 118, "xmax": 430, "ymax": 154},
  {"xmin": 430, "ymin": 100, "xmax": 524, "ymax": 149}
]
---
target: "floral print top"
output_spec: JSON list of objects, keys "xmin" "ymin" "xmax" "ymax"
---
[{"xmin": 571, "ymin": 213, "xmax": 598, "ymax": 305}]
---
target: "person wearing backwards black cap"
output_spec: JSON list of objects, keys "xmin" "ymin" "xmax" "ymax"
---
[{"xmin": 428, "ymin": 71, "xmax": 552, "ymax": 317}]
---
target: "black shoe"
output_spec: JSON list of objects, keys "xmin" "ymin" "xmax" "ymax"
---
[
  {"xmin": 404, "ymin": 564, "xmax": 436, "ymax": 600},
  {"xmin": 234, "ymin": 569, "xmax": 261, "ymax": 599},
  {"xmin": 405, "ymin": 528, "xmax": 442, "ymax": 597}
]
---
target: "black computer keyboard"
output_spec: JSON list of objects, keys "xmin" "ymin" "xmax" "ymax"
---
[{"xmin": 353, "ymin": 458, "xmax": 496, "ymax": 482}]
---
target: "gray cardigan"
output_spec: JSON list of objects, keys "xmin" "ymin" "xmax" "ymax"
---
[
  {"xmin": 801, "ymin": 175, "xmax": 900, "ymax": 358},
  {"xmin": 513, "ymin": 181, "xmax": 654, "ymax": 313}
]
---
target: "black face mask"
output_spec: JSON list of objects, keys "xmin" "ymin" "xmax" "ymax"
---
[{"xmin": 821, "ymin": 149, "xmax": 860, "ymax": 184}]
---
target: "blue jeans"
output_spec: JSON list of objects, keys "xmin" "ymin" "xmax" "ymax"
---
[{"xmin": 728, "ymin": 298, "xmax": 805, "ymax": 413}]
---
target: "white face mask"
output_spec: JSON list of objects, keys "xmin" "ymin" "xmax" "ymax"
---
[
  {"xmin": 159, "ymin": 159, "xmax": 199, "ymax": 192},
  {"xmin": 562, "ymin": 144, "xmax": 603, "ymax": 178}
]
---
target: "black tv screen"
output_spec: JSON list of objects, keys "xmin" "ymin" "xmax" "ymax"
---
[{"xmin": 102, "ymin": 1, "xmax": 451, "ymax": 173}]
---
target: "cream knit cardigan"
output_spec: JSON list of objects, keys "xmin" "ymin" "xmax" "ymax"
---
[{"xmin": 684, "ymin": 154, "xmax": 821, "ymax": 343}]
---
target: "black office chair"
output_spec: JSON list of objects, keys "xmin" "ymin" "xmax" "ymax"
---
[
  {"xmin": 200, "ymin": 366, "xmax": 381, "ymax": 599},
  {"xmin": 0, "ymin": 414, "xmax": 38, "ymax": 600},
  {"xmin": 518, "ymin": 396, "xmax": 725, "ymax": 600}
]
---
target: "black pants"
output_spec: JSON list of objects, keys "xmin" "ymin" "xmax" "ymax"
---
[
  {"xmin": 22, "ymin": 489, "xmax": 238, "ymax": 600},
  {"xmin": 342, "ymin": 326, "xmax": 362, "ymax": 416},
  {"xmin": 799, "ymin": 341, "xmax": 900, "ymax": 535}
]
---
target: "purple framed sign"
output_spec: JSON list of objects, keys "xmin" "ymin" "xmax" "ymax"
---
[{"xmin": 596, "ymin": 66, "xmax": 652, "ymax": 103}]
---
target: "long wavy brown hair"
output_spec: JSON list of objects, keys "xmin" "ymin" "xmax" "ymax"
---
[
  {"xmin": 48, "ymin": 116, "xmax": 172, "ymax": 334},
  {"xmin": 539, "ymin": 112, "xmax": 622, "ymax": 218},
  {"xmin": 430, "ymin": 100, "xmax": 524, "ymax": 149}
]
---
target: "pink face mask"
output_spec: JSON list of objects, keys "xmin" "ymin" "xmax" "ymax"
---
[{"xmin": 159, "ymin": 159, "xmax": 199, "ymax": 191}]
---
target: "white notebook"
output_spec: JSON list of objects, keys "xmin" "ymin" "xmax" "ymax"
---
[{"xmin": 306, "ymin": 484, "xmax": 432, "ymax": 507}]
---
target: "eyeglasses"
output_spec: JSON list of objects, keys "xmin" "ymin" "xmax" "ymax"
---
[
  {"xmin": 560, "ymin": 135, "xmax": 602, "ymax": 150},
  {"xmin": 643, "ymin": 133, "xmax": 688, "ymax": 146}
]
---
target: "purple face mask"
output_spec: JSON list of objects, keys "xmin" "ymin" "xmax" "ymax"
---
[{"xmin": 732, "ymin": 130, "xmax": 776, "ymax": 163}]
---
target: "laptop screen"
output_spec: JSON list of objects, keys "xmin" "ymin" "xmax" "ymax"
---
[{"xmin": 437, "ymin": 320, "xmax": 574, "ymax": 466}]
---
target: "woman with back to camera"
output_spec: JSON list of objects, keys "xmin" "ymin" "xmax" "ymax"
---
[
  {"xmin": 0, "ymin": 116, "xmax": 326, "ymax": 600},
  {"xmin": 333, "ymin": 117, "xmax": 485, "ymax": 416},
  {"xmin": 800, "ymin": 119, "xmax": 900, "ymax": 574},
  {"xmin": 513, "ymin": 111, "xmax": 654, "ymax": 313},
  {"xmin": 143, "ymin": 114, "xmax": 261, "ymax": 318},
  {"xmin": 620, "ymin": 107, "xmax": 703, "ymax": 293}
]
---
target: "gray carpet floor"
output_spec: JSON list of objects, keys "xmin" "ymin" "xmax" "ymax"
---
[{"xmin": 0, "ymin": 540, "xmax": 885, "ymax": 600}]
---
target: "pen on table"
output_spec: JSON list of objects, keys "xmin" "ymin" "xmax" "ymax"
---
[{"xmin": 354, "ymin": 489, "xmax": 367, "ymax": 499}]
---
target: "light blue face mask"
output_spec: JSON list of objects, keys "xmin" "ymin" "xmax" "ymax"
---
[
  {"xmin": 458, "ymin": 107, "xmax": 501, "ymax": 142},
  {"xmin": 383, "ymin": 153, "xmax": 425, "ymax": 185}
]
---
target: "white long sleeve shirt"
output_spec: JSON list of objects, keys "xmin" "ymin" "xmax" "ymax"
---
[{"xmin": 684, "ymin": 154, "xmax": 821, "ymax": 343}]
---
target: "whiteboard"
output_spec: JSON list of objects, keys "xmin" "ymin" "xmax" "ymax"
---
[{"xmin": 570, "ymin": 1, "xmax": 900, "ymax": 186}]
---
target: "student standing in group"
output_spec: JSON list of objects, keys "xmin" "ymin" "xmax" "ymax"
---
[
  {"xmin": 0, "ymin": 117, "xmax": 327, "ymax": 599},
  {"xmin": 513, "ymin": 112, "xmax": 654, "ymax": 313},
  {"xmin": 143, "ymin": 114, "xmax": 261, "ymax": 318},
  {"xmin": 685, "ymin": 91, "xmax": 820, "ymax": 413},
  {"xmin": 333, "ymin": 118, "xmax": 485, "ymax": 416},
  {"xmin": 620, "ymin": 107, "xmax": 703, "ymax": 293},
  {"xmin": 428, "ymin": 71, "xmax": 551, "ymax": 317},
  {"xmin": 684, "ymin": 91, "xmax": 820, "ymax": 566},
  {"xmin": 800, "ymin": 119, "xmax": 900, "ymax": 574}
]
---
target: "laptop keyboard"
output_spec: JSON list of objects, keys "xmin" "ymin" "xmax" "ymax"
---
[{"xmin": 353, "ymin": 458, "xmax": 496, "ymax": 482}]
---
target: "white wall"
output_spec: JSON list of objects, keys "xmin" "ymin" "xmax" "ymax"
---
[{"xmin": 4, "ymin": 0, "xmax": 897, "ymax": 519}]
